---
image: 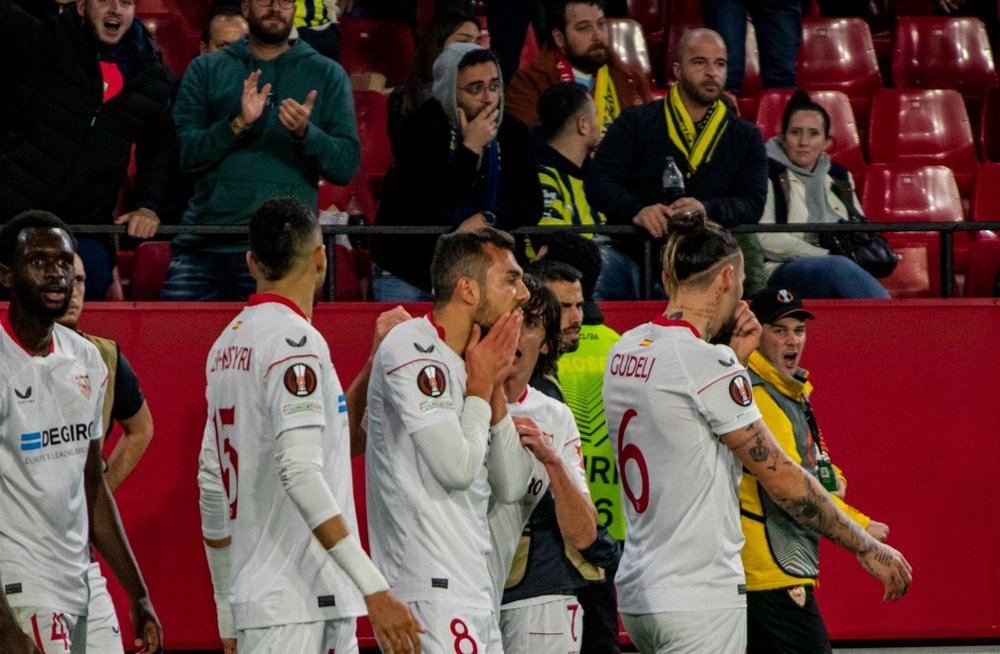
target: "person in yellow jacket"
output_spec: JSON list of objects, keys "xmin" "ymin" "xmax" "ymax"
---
[{"xmin": 742, "ymin": 286, "xmax": 890, "ymax": 653}]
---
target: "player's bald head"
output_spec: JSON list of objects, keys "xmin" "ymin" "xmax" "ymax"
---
[
  {"xmin": 249, "ymin": 197, "xmax": 321, "ymax": 281},
  {"xmin": 674, "ymin": 28, "xmax": 726, "ymax": 63}
]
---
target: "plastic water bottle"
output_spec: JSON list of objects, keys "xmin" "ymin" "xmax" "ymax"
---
[{"xmin": 662, "ymin": 156, "xmax": 685, "ymax": 205}]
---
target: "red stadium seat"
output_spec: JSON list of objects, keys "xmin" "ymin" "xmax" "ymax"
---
[
  {"xmin": 627, "ymin": 0, "xmax": 666, "ymax": 80},
  {"xmin": 755, "ymin": 89, "xmax": 866, "ymax": 189},
  {"xmin": 140, "ymin": 13, "xmax": 198, "ymax": 79},
  {"xmin": 862, "ymin": 164, "xmax": 966, "ymax": 296},
  {"xmin": 669, "ymin": 0, "xmax": 703, "ymax": 22},
  {"xmin": 328, "ymin": 243, "xmax": 362, "ymax": 301},
  {"xmin": 130, "ymin": 241, "xmax": 172, "ymax": 301},
  {"xmin": 609, "ymin": 18, "xmax": 655, "ymax": 86},
  {"xmin": 797, "ymin": 18, "xmax": 882, "ymax": 125},
  {"xmin": 867, "ymin": 89, "xmax": 979, "ymax": 198},
  {"xmin": 352, "ymin": 90, "xmax": 393, "ymax": 198},
  {"xmin": 892, "ymin": 16, "xmax": 998, "ymax": 120},
  {"xmin": 339, "ymin": 18, "xmax": 416, "ymax": 88},
  {"xmin": 980, "ymin": 85, "xmax": 1000, "ymax": 162},
  {"xmin": 964, "ymin": 239, "xmax": 1000, "ymax": 296},
  {"xmin": 737, "ymin": 21, "xmax": 762, "ymax": 118},
  {"xmin": 971, "ymin": 163, "xmax": 1000, "ymax": 223}
]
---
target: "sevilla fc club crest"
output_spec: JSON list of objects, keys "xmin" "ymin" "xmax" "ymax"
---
[
  {"xmin": 417, "ymin": 365, "xmax": 446, "ymax": 398},
  {"xmin": 75, "ymin": 374, "xmax": 92, "ymax": 400},
  {"xmin": 284, "ymin": 363, "xmax": 318, "ymax": 397},
  {"xmin": 729, "ymin": 375, "xmax": 753, "ymax": 407}
]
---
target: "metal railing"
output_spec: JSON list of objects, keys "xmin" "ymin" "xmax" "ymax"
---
[{"xmin": 69, "ymin": 221, "xmax": 1000, "ymax": 300}]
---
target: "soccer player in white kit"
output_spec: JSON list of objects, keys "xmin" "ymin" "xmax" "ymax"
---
[
  {"xmin": 603, "ymin": 215, "xmax": 913, "ymax": 654},
  {"xmin": 0, "ymin": 211, "xmax": 162, "ymax": 654},
  {"xmin": 365, "ymin": 227, "xmax": 535, "ymax": 653},
  {"xmin": 486, "ymin": 275, "xmax": 598, "ymax": 654},
  {"xmin": 197, "ymin": 198, "xmax": 420, "ymax": 654}
]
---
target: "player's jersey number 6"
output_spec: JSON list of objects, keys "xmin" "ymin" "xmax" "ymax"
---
[{"xmin": 617, "ymin": 409, "xmax": 649, "ymax": 513}]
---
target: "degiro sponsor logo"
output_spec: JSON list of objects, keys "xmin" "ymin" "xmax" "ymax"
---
[{"xmin": 19, "ymin": 423, "xmax": 93, "ymax": 452}]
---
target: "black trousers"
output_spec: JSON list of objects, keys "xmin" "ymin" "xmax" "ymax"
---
[{"xmin": 747, "ymin": 586, "xmax": 833, "ymax": 654}]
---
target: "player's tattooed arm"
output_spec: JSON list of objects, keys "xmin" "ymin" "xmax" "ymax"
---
[{"xmin": 723, "ymin": 420, "xmax": 913, "ymax": 601}]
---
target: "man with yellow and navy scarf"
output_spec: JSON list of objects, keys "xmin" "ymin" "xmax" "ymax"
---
[
  {"xmin": 505, "ymin": 0, "xmax": 651, "ymax": 133},
  {"xmin": 586, "ymin": 28, "xmax": 768, "ymax": 300}
]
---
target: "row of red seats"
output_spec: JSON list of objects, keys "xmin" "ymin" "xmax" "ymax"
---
[{"xmin": 606, "ymin": 15, "xmax": 997, "ymax": 125}]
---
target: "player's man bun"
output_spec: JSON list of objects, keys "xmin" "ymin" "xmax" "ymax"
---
[{"xmin": 660, "ymin": 213, "xmax": 740, "ymax": 294}]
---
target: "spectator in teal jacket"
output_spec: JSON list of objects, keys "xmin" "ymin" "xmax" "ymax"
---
[{"xmin": 163, "ymin": 0, "xmax": 359, "ymax": 301}]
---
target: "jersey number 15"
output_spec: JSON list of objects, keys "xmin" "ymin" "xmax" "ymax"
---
[{"xmin": 213, "ymin": 407, "xmax": 240, "ymax": 519}]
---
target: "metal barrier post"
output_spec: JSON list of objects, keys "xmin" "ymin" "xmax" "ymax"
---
[{"xmin": 939, "ymin": 230, "xmax": 954, "ymax": 298}]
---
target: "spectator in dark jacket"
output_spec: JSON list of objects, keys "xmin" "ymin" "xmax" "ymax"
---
[
  {"xmin": 586, "ymin": 28, "xmax": 767, "ymax": 300},
  {"xmin": 371, "ymin": 43, "xmax": 543, "ymax": 301},
  {"xmin": 0, "ymin": 0, "xmax": 175, "ymax": 299}
]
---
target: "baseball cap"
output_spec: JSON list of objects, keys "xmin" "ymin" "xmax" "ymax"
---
[{"xmin": 750, "ymin": 286, "xmax": 815, "ymax": 324}]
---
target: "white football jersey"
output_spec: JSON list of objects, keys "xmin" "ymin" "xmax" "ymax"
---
[
  {"xmin": 0, "ymin": 314, "xmax": 107, "ymax": 615},
  {"xmin": 486, "ymin": 386, "xmax": 588, "ymax": 610},
  {"xmin": 603, "ymin": 316, "xmax": 761, "ymax": 614},
  {"xmin": 199, "ymin": 294, "xmax": 364, "ymax": 629},
  {"xmin": 365, "ymin": 316, "xmax": 494, "ymax": 609}
]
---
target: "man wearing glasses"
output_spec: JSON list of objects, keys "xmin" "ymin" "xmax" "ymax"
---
[
  {"xmin": 371, "ymin": 43, "xmax": 543, "ymax": 302},
  {"xmin": 164, "ymin": 0, "xmax": 360, "ymax": 301}
]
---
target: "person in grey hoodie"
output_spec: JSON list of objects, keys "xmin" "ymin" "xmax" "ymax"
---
[
  {"xmin": 371, "ymin": 43, "xmax": 543, "ymax": 301},
  {"xmin": 759, "ymin": 90, "xmax": 889, "ymax": 299},
  {"xmin": 162, "ymin": 0, "xmax": 360, "ymax": 301}
]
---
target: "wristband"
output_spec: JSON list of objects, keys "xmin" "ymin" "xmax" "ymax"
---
[
  {"xmin": 328, "ymin": 535, "xmax": 389, "ymax": 597},
  {"xmin": 204, "ymin": 545, "xmax": 235, "ymax": 638}
]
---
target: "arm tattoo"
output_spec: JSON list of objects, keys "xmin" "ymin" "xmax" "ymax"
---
[
  {"xmin": 747, "ymin": 424, "xmax": 769, "ymax": 462},
  {"xmin": 667, "ymin": 311, "xmax": 684, "ymax": 320}
]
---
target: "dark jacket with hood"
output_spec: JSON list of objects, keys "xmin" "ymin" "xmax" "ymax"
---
[
  {"xmin": 172, "ymin": 35, "xmax": 359, "ymax": 252},
  {"xmin": 0, "ymin": 0, "xmax": 175, "ymax": 224},
  {"xmin": 372, "ymin": 43, "xmax": 543, "ymax": 294}
]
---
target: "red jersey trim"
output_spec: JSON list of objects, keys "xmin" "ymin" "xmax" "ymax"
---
[
  {"xmin": 425, "ymin": 313, "xmax": 446, "ymax": 341},
  {"xmin": 264, "ymin": 353, "xmax": 321, "ymax": 376},
  {"xmin": 651, "ymin": 315, "xmax": 701, "ymax": 339},
  {"xmin": 0, "ymin": 311, "xmax": 55, "ymax": 356},
  {"xmin": 248, "ymin": 293, "xmax": 308, "ymax": 321},
  {"xmin": 385, "ymin": 357, "xmax": 451, "ymax": 377}
]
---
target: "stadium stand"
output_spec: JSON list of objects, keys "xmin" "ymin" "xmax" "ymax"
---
[
  {"xmin": 797, "ymin": 17, "xmax": 882, "ymax": 125},
  {"xmin": 351, "ymin": 90, "xmax": 394, "ymax": 198},
  {"xmin": 892, "ymin": 16, "xmax": 998, "ymax": 120},
  {"xmin": 979, "ymin": 85, "xmax": 1000, "ymax": 162},
  {"xmin": 963, "ymin": 238, "xmax": 1000, "ymax": 296},
  {"xmin": 862, "ymin": 163, "xmax": 966, "ymax": 297},
  {"xmin": 339, "ymin": 18, "xmax": 416, "ymax": 87},
  {"xmin": 867, "ymin": 88, "xmax": 980, "ymax": 199},
  {"xmin": 609, "ymin": 17, "xmax": 656, "ymax": 86}
]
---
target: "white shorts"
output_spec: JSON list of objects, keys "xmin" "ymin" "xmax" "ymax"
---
[
  {"xmin": 409, "ymin": 601, "xmax": 502, "ymax": 654},
  {"xmin": 86, "ymin": 561, "xmax": 125, "ymax": 654},
  {"xmin": 12, "ymin": 607, "xmax": 87, "ymax": 654},
  {"xmin": 239, "ymin": 617, "xmax": 358, "ymax": 654},
  {"xmin": 621, "ymin": 607, "xmax": 746, "ymax": 654},
  {"xmin": 500, "ymin": 595, "xmax": 583, "ymax": 654}
]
